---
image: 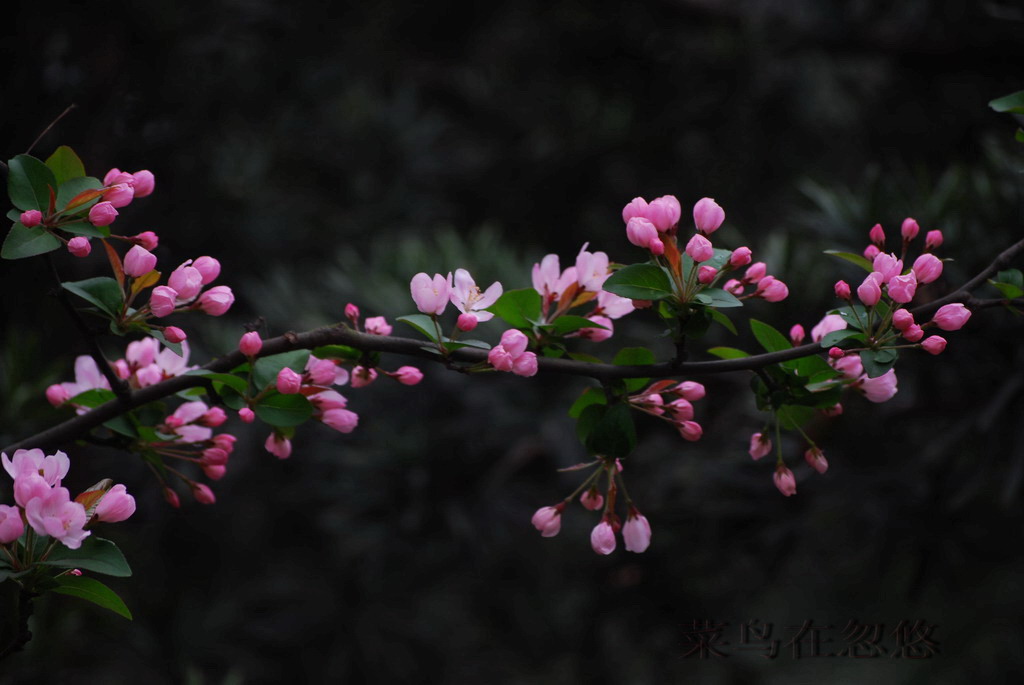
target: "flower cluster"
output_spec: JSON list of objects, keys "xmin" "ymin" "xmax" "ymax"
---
[
  {"xmin": 629, "ymin": 379, "xmax": 706, "ymax": 442},
  {"xmin": 487, "ymin": 329, "xmax": 538, "ymax": 377}
]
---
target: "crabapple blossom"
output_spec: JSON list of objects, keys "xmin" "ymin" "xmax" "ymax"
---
[
  {"xmin": 676, "ymin": 381, "xmax": 705, "ymax": 401},
  {"xmin": 322, "ymin": 408, "xmax": 359, "ymax": 433},
  {"xmin": 730, "ymin": 246, "xmax": 752, "ymax": 267},
  {"xmin": 25, "ymin": 487, "xmax": 90, "ymax": 549},
  {"xmin": 626, "ymin": 216, "xmax": 659, "ymax": 250},
  {"xmin": 810, "ymin": 314, "xmax": 846, "ymax": 342},
  {"xmin": 104, "ymin": 183, "xmax": 134, "ymax": 208},
  {"xmin": 698, "ymin": 265, "xmax": 718, "ymax": 284},
  {"xmin": 391, "ymin": 366, "xmax": 424, "ymax": 385},
  {"xmin": 834, "ymin": 280, "xmax": 851, "ymax": 299},
  {"xmin": 449, "ymin": 268, "xmax": 503, "ymax": 325},
  {"xmin": 239, "ymin": 408, "xmax": 255, "ymax": 423},
  {"xmin": 857, "ymin": 272, "xmax": 883, "ymax": 306},
  {"xmin": 925, "ymin": 230, "xmax": 943, "ymax": 250},
  {"xmin": 163, "ymin": 487, "xmax": 181, "ymax": 508},
  {"xmin": 265, "ymin": 433, "xmax": 292, "ymax": 459},
  {"xmin": 88, "ymin": 201, "xmax": 118, "ymax": 226},
  {"xmin": 693, "ymin": 197, "xmax": 725, "ymax": 235},
  {"xmin": 511, "ymin": 352, "xmax": 539, "ymax": 377},
  {"xmin": 863, "ymin": 244, "xmax": 881, "ymax": 260},
  {"xmin": 828, "ymin": 347, "xmax": 845, "ymax": 359},
  {"xmin": 932, "ymin": 303, "xmax": 971, "ymax": 330},
  {"xmin": 94, "ymin": 484, "xmax": 136, "ymax": 523},
  {"xmin": 20, "ymin": 210, "xmax": 42, "ymax": 227},
  {"xmin": 773, "ymin": 465, "xmax": 797, "ymax": 497},
  {"xmin": 901, "ymin": 217, "xmax": 920, "ymax": 240},
  {"xmin": 622, "ymin": 509, "xmax": 652, "ymax": 553},
  {"xmin": 685, "ymin": 234, "xmax": 714, "ymax": 262},
  {"xmin": 789, "ymin": 324, "xmax": 806, "ymax": 345},
  {"xmin": 647, "ymin": 195, "xmax": 681, "ymax": 231},
  {"xmin": 45, "ymin": 384, "xmax": 70, "ymax": 406},
  {"xmin": 198, "ymin": 286, "xmax": 234, "ymax": 315},
  {"xmin": 123, "ymin": 245, "xmax": 157, "ymax": 277},
  {"xmin": 892, "ymin": 309, "xmax": 914, "ymax": 331},
  {"xmin": 590, "ymin": 520, "xmax": 617, "ymax": 555},
  {"xmin": 130, "ymin": 231, "xmax": 159, "ymax": 250},
  {"xmin": 67, "ymin": 236, "xmax": 91, "ymax": 257},
  {"xmin": 351, "ymin": 366, "xmax": 378, "ymax": 388},
  {"xmin": 756, "ymin": 276, "xmax": 789, "ymax": 302},
  {"xmin": 902, "ymin": 324, "xmax": 924, "ymax": 342},
  {"xmin": 575, "ymin": 316, "xmax": 613, "ymax": 342},
  {"xmin": 678, "ymin": 421, "xmax": 703, "ymax": 441},
  {"xmin": 745, "ymin": 262, "xmax": 767, "ymax": 282},
  {"xmin": 887, "ymin": 273, "xmax": 917, "ymax": 303},
  {"xmin": 921, "ymin": 336, "xmax": 947, "ymax": 355},
  {"xmin": 365, "ymin": 316, "xmax": 392, "ymax": 335},
  {"xmin": 869, "ymin": 223, "xmax": 885, "ymax": 246},
  {"xmin": 239, "ymin": 331, "xmax": 263, "ymax": 356},
  {"xmin": 150, "ymin": 286, "xmax": 178, "ymax": 317},
  {"xmin": 277, "ymin": 368, "xmax": 303, "ymax": 394},
  {"xmin": 192, "ymin": 483, "xmax": 216, "ymax": 504},
  {"xmin": 192, "ymin": 256, "xmax": 221, "ymax": 284},
  {"xmin": 131, "ymin": 170, "xmax": 155, "ymax": 197},
  {"xmin": 804, "ymin": 447, "xmax": 828, "ymax": 474},
  {"xmin": 0, "ymin": 504, "xmax": 24, "ymax": 543},
  {"xmin": 410, "ymin": 272, "xmax": 451, "ymax": 315},
  {"xmin": 860, "ymin": 369, "xmax": 898, "ymax": 403},
  {"xmin": 580, "ymin": 489, "xmax": 603, "ymax": 511},
  {"xmin": 169, "ymin": 264, "xmax": 204, "ymax": 301},
  {"xmin": 203, "ymin": 464, "xmax": 227, "ymax": 481},
  {"xmin": 575, "ymin": 244, "xmax": 610, "ymax": 291},
  {"xmin": 724, "ymin": 279, "xmax": 743, "ymax": 295},
  {"xmin": 912, "ymin": 253, "xmax": 943, "ymax": 283},
  {"xmin": 531, "ymin": 505, "xmax": 563, "ymax": 537},
  {"xmin": 749, "ymin": 433, "xmax": 772, "ymax": 460},
  {"xmin": 164, "ymin": 326, "xmax": 187, "ymax": 343},
  {"xmin": 621, "ymin": 196, "xmax": 648, "ymax": 223},
  {"xmin": 872, "ymin": 253, "xmax": 903, "ymax": 283}
]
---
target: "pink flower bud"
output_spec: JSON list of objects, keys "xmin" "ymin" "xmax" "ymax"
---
[
  {"xmin": 621, "ymin": 196, "xmax": 648, "ymax": 224},
  {"xmin": 130, "ymin": 170, "xmax": 155, "ymax": 198},
  {"xmin": 67, "ymin": 236, "xmax": 92, "ymax": 257},
  {"xmin": 351, "ymin": 366, "xmax": 378, "ymax": 388},
  {"xmin": 393, "ymin": 366, "xmax": 424, "ymax": 385},
  {"xmin": 789, "ymin": 324, "xmax": 805, "ymax": 345},
  {"xmin": 685, "ymin": 234, "xmax": 714, "ymax": 262},
  {"xmin": 902, "ymin": 324, "xmax": 924, "ymax": 342},
  {"xmin": 46, "ymin": 384, "xmax": 70, "ymax": 406},
  {"xmin": 693, "ymin": 197, "xmax": 725, "ymax": 235},
  {"xmin": 580, "ymin": 488, "xmax": 604, "ymax": 511},
  {"xmin": 169, "ymin": 265, "xmax": 203, "ymax": 300},
  {"xmin": 773, "ymin": 465, "xmax": 797, "ymax": 497},
  {"xmin": 104, "ymin": 183, "xmax": 134, "ymax": 208},
  {"xmin": 94, "ymin": 484, "xmax": 136, "ymax": 523},
  {"xmin": 499, "ymin": 329, "xmax": 529, "ymax": 358},
  {"xmin": 891, "ymin": 309, "xmax": 914, "ymax": 331},
  {"xmin": 487, "ymin": 346, "xmax": 514, "ymax": 372},
  {"xmin": 512, "ymin": 351, "xmax": 539, "ymax": 377},
  {"xmin": 88, "ymin": 201, "xmax": 118, "ymax": 226},
  {"xmin": 932, "ymin": 303, "xmax": 971, "ymax": 331},
  {"xmin": 264, "ymin": 433, "xmax": 292, "ymax": 459},
  {"xmin": 698, "ymin": 265, "xmax": 718, "ymax": 284},
  {"xmin": 804, "ymin": 447, "xmax": 828, "ymax": 474},
  {"xmin": 103, "ymin": 169, "xmax": 133, "ymax": 186},
  {"xmin": 834, "ymin": 280, "xmax": 851, "ymax": 299},
  {"xmin": 113, "ymin": 359, "xmax": 130, "ymax": 379},
  {"xmin": 666, "ymin": 398, "xmax": 694, "ymax": 421},
  {"xmin": 857, "ymin": 273, "xmax": 883, "ymax": 306},
  {"xmin": 531, "ymin": 505, "xmax": 563, "ymax": 537},
  {"xmin": 364, "ymin": 316, "xmax": 392, "ymax": 336},
  {"xmin": 239, "ymin": 331, "xmax": 262, "ymax": 356},
  {"xmin": 192, "ymin": 256, "xmax": 221, "ymax": 284},
  {"xmin": 198, "ymin": 286, "xmax": 234, "ymax": 316},
  {"xmin": 202, "ymin": 447, "xmax": 229, "ymax": 466},
  {"xmin": 322, "ymin": 408, "xmax": 359, "ymax": 433},
  {"xmin": 626, "ymin": 216, "xmax": 658, "ymax": 249},
  {"xmin": 676, "ymin": 381, "xmax": 705, "ymax": 401},
  {"xmin": 745, "ymin": 262, "xmax": 767, "ymax": 282},
  {"xmin": 822, "ymin": 403, "xmax": 843, "ymax": 417},
  {"xmin": 131, "ymin": 231, "xmax": 159, "ymax": 250},
  {"xmin": 590, "ymin": 520, "xmax": 617, "ymax": 555},
  {"xmin": 678, "ymin": 420, "xmax": 703, "ymax": 442},
  {"xmin": 921, "ymin": 335, "xmax": 947, "ymax": 355},
  {"xmin": 149, "ymin": 286, "xmax": 178, "ymax": 317},
  {"xmin": 202, "ymin": 464, "xmax": 227, "ymax": 481},
  {"xmin": 344, "ymin": 302, "xmax": 360, "ymax": 322},
  {"xmin": 212, "ymin": 433, "xmax": 237, "ymax": 453},
  {"xmin": 192, "ymin": 483, "xmax": 216, "ymax": 505},
  {"xmin": 0, "ymin": 504, "xmax": 25, "ymax": 544},
  {"xmin": 869, "ymin": 223, "xmax": 885, "ymax": 246},
  {"xmin": 623, "ymin": 510, "xmax": 652, "ymax": 553},
  {"xmin": 239, "ymin": 407, "xmax": 255, "ymax": 423},
  {"xmin": 199, "ymin": 407, "xmax": 227, "ymax": 427},
  {"xmin": 457, "ymin": 313, "xmax": 479, "ymax": 331},
  {"xmin": 757, "ymin": 276, "xmax": 789, "ymax": 302},
  {"xmin": 163, "ymin": 487, "xmax": 181, "ymax": 508},
  {"xmin": 924, "ymin": 230, "xmax": 943, "ymax": 251},
  {"xmin": 648, "ymin": 236, "xmax": 665, "ymax": 256},
  {"xmin": 123, "ymin": 245, "xmax": 157, "ymax": 277},
  {"xmin": 410, "ymin": 272, "xmax": 450, "ymax": 315},
  {"xmin": 901, "ymin": 217, "xmax": 920, "ymax": 240},
  {"xmin": 912, "ymin": 253, "xmax": 943, "ymax": 284},
  {"xmin": 887, "ymin": 273, "xmax": 917, "ymax": 304},
  {"xmin": 729, "ymin": 246, "xmax": 752, "ymax": 268},
  {"xmin": 163, "ymin": 326, "xmax": 187, "ymax": 344},
  {"xmin": 863, "ymin": 244, "xmax": 880, "ymax": 260},
  {"xmin": 647, "ymin": 195, "xmax": 681, "ymax": 232},
  {"xmin": 748, "ymin": 433, "xmax": 771, "ymax": 460},
  {"xmin": 828, "ymin": 346, "xmax": 845, "ymax": 359},
  {"xmin": 21, "ymin": 210, "xmax": 44, "ymax": 228},
  {"xmin": 277, "ymin": 367, "xmax": 303, "ymax": 394},
  {"xmin": 723, "ymin": 279, "xmax": 744, "ymax": 295},
  {"xmin": 872, "ymin": 253, "xmax": 903, "ymax": 283}
]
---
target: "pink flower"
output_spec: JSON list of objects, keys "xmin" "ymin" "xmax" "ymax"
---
[
  {"xmin": 892, "ymin": 309, "xmax": 914, "ymax": 331},
  {"xmin": 921, "ymin": 336, "xmax": 947, "ymax": 355},
  {"xmin": 860, "ymin": 369, "xmax": 898, "ymax": 403},
  {"xmin": 773, "ymin": 465, "xmax": 797, "ymax": 497},
  {"xmin": 351, "ymin": 366, "xmax": 378, "ymax": 388},
  {"xmin": 198, "ymin": 286, "xmax": 234, "ymax": 316},
  {"xmin": 0, "ymin": 504, "xmax": 24, "ymax": 543},
  {"xmin": 20, "ymin": 210, "xmax": 42, "ymax": 227},
  {"xmin": 190, "ymin": 256, "xmax": 220, "ymax": 285},
  {"xmin": 202, "ymin": 464, "xmax": 227, "ymax": 481},
  {"xmin": 365, "ymin": 316, "xmax": 392, "ymax": 336},
  {"xmin": 863, "ymin": 244, "xmax": 880, "ymax": 260},
  {"xmin": 199, "ymin": 407, "xmax": 227, "ymax": 427},
  {"xmin": 622, "ymin": 509, "xmax": 652, "ymax": 553},
  {"xmin": 512, "ymin": 351, "xmax": 539, "ymax": 377},
  {"xmin": 590, "ymin": 520, "xmax": 617, "ymax": 555},
  {"xmin": 730, "ymin": 246, "xmax": 752, "ymax": 267},
  {"xmin": 88, "ymin": 201, "xmax": 118, "ymax": 226},
  {"xmin": 872, "ymin": 253, "xmax": 903, "ymax": 283},
  {"xmin": 487, "ymin": 346, "xmax": 515, "ymax": 372},
  {"xmin": 745, "ymin": 262, "xmax": 767, "ymax": 282},
  {"xmin": 103, "ymin": 167, "xmax": 132, "ymax": 186},
  {"xmin": 626, "ymin": 216, "xmax": 659, "ymax": 250},
  {"xmin": 305, "ymin": 357, "xmax": 339, "ymax": 386},
  {"xmin": 580, "ymin": 489, "xmax": 604, "ymax": 511},
  {"xmin": 322, "ymin": 408, "xmax": 359, "ymax": 433},
  {"xmin": 901, "ymin": 218, "xmax": 920, "ymax": 240},
  {"xmin": 666, "ymin": 398, "xmax": 694, "ymax": 421},
  {"xmin": 131, "ymin": 170, "xmax": 155, "ymax": 198},
  {"xmin": 621, "ymin": 196, "xmax": 649, "ymax": 224},
  {"xmin": 410, "ymin": 272, "xmax": 451, "ymax": 315},
  {"xmin": 810, "ymin": 314, "xmax": 846, "ymax": 343},
  {"xmin": 201, "ymin": 448, "xmax": 229, "ymax": 466},
  {"xmin": 46, "ymin": 384, "xmax": 70, "ymax": 406},
  {"xmin": 834, "ymin": 280, "xmax": 851, "ymax": 299},
  {"xmin": 912, "ymin": 253, "xmax": 943, "ymax": 284},
  {"xmin": 789, "ymin": 324, "xmax": 805, "ymax": 345},
  {"xmin": 104, "ymin": 183, "xmax": 134, "ymax": 208},
  {"xmin": 804, "ymin": 447, "xmax": 828, "ymax": 474},
  {"xmin": 239, "ymin": 408, "xmax": 255, "ymax": 423},
  {"xmin": 676, "ymin": 381, "xmax": 705, "ymax": 401},
  {"xmin": 94, "ymin": 484, "xmax": 136, "ymax": 523},
  {"xmin": 698, "ymin": 265, "xmax": 718, "ymax": 284},
  {"xmin": 164, "ymin": 326, "xmax": 187, "ymax": 344},
  {"xmin": 392, "ymin": 366, "xmax": 424, "ymax": 385},
  {"xmin": 869, "ymin": 223, "xmax": 885, "ymax": 246},
  {"xmin": 902, "ymin": 324, "xmax": 924, "ymax": 342},
  {"xmin": 828, "ymin": 346, "xmax": 845, "ymax": 359},
  {"xmin": 499, "ymin": 329, "xmax": 529, "ymax": 357},
  {"xmin": 3, "ymin": 448, "xmax": 70, "ymax": 486},
  {"xmin": 925, "ymin": 230, "xmax": 943, "ymax": 251},
  {"xmin": 932, "ymin": 303, "xmax": 971, "ymax": 331},
  {"xmin": 131, "ymin": 231, "xmax": 159, "ymax": 250},
  {"xmin": 25, "ymin": 486, "xmax": 90, "ymax": 549},
  {"xmin": 575, "ymin": 244, "xmax": 610, "ymax": 292},
  {"xmin": 169, "ymin": 264, "xmax": 204, "ymax": 301},
  {"xmin": 723, "ymin": 279, "xmax": 744, "ymax": 295},
  {"xmin": 163, "ymin": 487, "xmax": 181, "ymax": 508},
  {"xmin": 887, "ymin": 273, "xmax": 917, "ymax": 304},
  {"xmin": 239, "ymin": 331, "xmax": 263, "ymax": 356},
  {"xmin": 67, "ymin": 236, "xmax": 91, "ymax": 257},
  {"xmin": 757, "ymin": 276, "xmax": 789, "ymax": 302},
  {"xmin": 593, "ymin": 291, "xmax": 635, "ymax": 320},
  {"xmin": 693, "ymin": 197, "xmax": 725, "ymax": 235},
  {"xmin": 647, "ymin": 195, "xmax": 681, "ymax": 231},
  {"xmin": 678, "ymin": 421, "xmax": 703, "ymax": 442},
  {"xmin": 449, "ymin": 268, "xmax": 503, "ymax": 324},
  {"xmin": 685, "ymin": 234, "xmax": 714, "ymax": 262},
  {"xmin": 124, "ymin": 245, "xmax": 157, "ymax": 277},
  {"xmin": 277, "ymin": 367, "xmax": 303, "ymax": 394},
  {"xmin": 192, "ymin": 483, "xmax": 216, "ymax": 505},
  {"xmin": 264, "ymin": 433, "xmax": 292, "ymax": 459},
  {"xmin": 748, "ymin": 433, "xmax": 772, "ymax": 460},
  {"xmin": 575, "ymin": 316, "xmax": 613, "ymax": 342},
  {"xmin": 531, "ymin": 505, "xmax": 563, "ymax": 537},
  {"xmin": 149, "ymin": 286, "xmax": 178, "ymax": 317},
  {"xmin": 857, "ymin": 273, "xmax": 883, "ymax": 306}
]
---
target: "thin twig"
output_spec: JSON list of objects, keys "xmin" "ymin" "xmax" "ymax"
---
[{"xmin": 25, "ymin": 104, "xmax": 77, "ymax": 156}]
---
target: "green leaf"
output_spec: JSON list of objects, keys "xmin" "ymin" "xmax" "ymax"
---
[
  {"xmin": 567, "ymin": 352, "xmax": 604, "ymax": 364},
  {"xmin": 254, "ymin": 392, "xmax": 313, "ymax": 427},
  {"xmin": 989, "ymin": 90, "xmax": 1024, "ymax": 114},
  {"xmin": 613, "ymin": 346, "xmax": 655, "ymax": 392},
  {"xmin": 990, "ymin": 281, "xmax": 1024, "ymax": 299},
  {"xmin": 40, "ymin": 537, "xmax": 132, "ymax": 577},
  {"xmin": 550, "ymin": 315, "xmax": 606, "ymax": 336},
  {"xmin": 311, "ymin": 344, "xmax": 362, "ymax": 361},
  {"xmin": 186, "ymin": 370, "xmax": 250, "ymax": 394},
  {"xmin": 583, "ymin": 403, "xmax": 636, "ymax": 459},
  {"xmin": 777, "ymin": 405, "xmax": 816, "ymax": 430},
  {"xmin": 58, "ymin": 220, "xmax": 108, "ymax": 238},
  {"xmin": 832, "ymin": 305, "xmax": 868, "ymax": 331},
  {"xmin": 45, "ymin": 146, "xmax": 87, "ymax": 185},
  {"xmin": 486, "ymin": 288, "xmax": 542, "ymax": 329},
  {"xmin": 791, "ymin": 354, "xmax": 833, "ymax": 379},
  {"xmin": 440, "ymin": 338, "xmax": 491, "ymax": 351},
  {"xmin": 707, "ymin": 346, "xmax": 749, "ymax": 359},
  {"xmin": 824, "ymin": 250, "xmax": 874, "ymax": 272},
  {"xmin": 707, "ymin": 308, "xmax": 738, "ymax": 335},
  {"xmin": 2, "ymin": 222, "xmax": 62, "ymax": 259},
  {"xmin": 53, "ymin": 575, "xmax": 132, "ymax": 620},
  {"xmin": 147, "ymin": 328, "xmax": 183, "ymax": 356},
  {"xmin": 576, "ymin": 403, "xmax": 604, "ymax": 444},
  {"xmin": 62, "ymin": 277, "xmax": 124, "ymax": 318},
  {"xmin": 819, "ymin": 329, "xmax": 865, "ymax": 348},
  {"xmin": 750, "ymin": 319, "xmax": 792, "ymax": 353},
  {"xmin": 602, "ymin": 263, "xmax": 674, "ymax": 301},
  {"xmin": 694, "ymin": 288, "xmax": 743, "ymax": 308},
  {"xmin": 568, "ymin": 386, "xmax": 606, "ymax": 418},
  {"xmin": 55, "ymin": 176, "xmax": 103, "ymax": 212},
  {"xmin": 253, "ymin": 350, "xmax": 311, "ymax": 389},
  {"xmin": 396, "ymin": 314, "xmax": 440, "ymax": 343},
  {"xmin": 103, "ymin": 414, "xmax": 138, "ymax": 438},
  {"xmin": 69, "ymin": 388, "xmax": 118, "ymax": 408},
  {"xmin": 7, "ymin": 154, "xmax": 57, "ymax": 211},
  {"xmin": 859, "ymin": 348, "xmax": 898, "ymax": 378},
  {"xmin": 1016, "ymin": 129, "xmax": 1024, "ymax": 144}
]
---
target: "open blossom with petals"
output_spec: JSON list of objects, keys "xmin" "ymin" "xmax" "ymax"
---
[
  {"xmin": 860, "ymin": 369, "xmax": 898, "ymax": 403},
  {"xmin": 55, "ymin": 355, "xmax": 111, "ymax": 410},
  {"xmin": 593, "ymin": 290, "xmax": 635, "ymax": 320},
  {"xmin": 748, "ymin": 433, "xmax": 772, "ymax": 460},
  {"xmin": 449, "ymin": 268, "xmax": 502, "ymax": 324},
  {"xmin": 265, "ymin": 433, "xmax": 292, "ymax": 459},
  {"xmin": 94, "ymin": 484, "xmax": 136, "ymax": 523},
  {"xmin": 532, "ymin": 254, "xmax": 577, "ymax": 303},
  {"xmin": 810, "ymin": 314, "xmax": 846, "ymax": 343},
  {"xmin": 773, "ymin": 466, "xmax": 797, "ymax": 497},
  {"xmin": 3, "ymin": 448, "xmax": 70, "ymax": 485},
  {"xmin": 531, "ymin": 504, "xmax": 564, "ymax": 537},
  {"xmin": 693, "ymin": 197, "xmax": 725, "ymax": 235},
  {"xmin": 575, "ymin": 315, "xmax": 613, "ymax": 342},
  {"xmin": 0, "ymin": 505, "xmax": 25, "ymax": 543},
  {"xmin": 805, "ymin": 447, "xmax": 828, "ymax": 474},
  {"xmin": 590, "ymin": 520, "xmax": 617, "ymax": 555},
  {"xmin": 575, "ymin": 244, "xmax": 610, "ymax": 292},
  {"xmin": 932, "ymin": 303, "xmax": 971, "ymax": 331},
  {"xmin": 410, "ymin": 272, "xmax": 450, "ymax": 315},
  {"xmin": 25, "ymin": 486, "xmax": 90, "ymax": 549},
  {"xmin": 198, "ymin": 286, "xmax": 234, "ymax": 315},
  {"xmin": 623, "ymin": 509, "xmax": 652, "ymax": 553},
  {"xmin": 365, "ymin": 316, "xmax": 392, "ymax": 336}
]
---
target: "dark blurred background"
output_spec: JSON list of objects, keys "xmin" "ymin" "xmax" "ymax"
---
[{"xmin": 2, "ymin": 0, "xmax": 1023, "ymax": 683}]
